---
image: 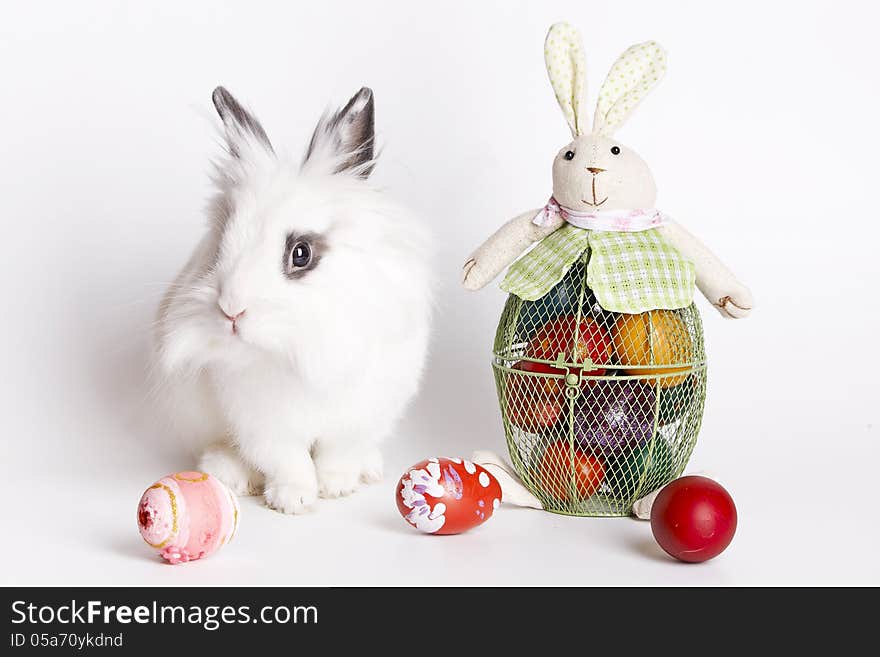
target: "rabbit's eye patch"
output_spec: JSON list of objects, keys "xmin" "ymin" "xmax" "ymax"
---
[
  {"xmin": 564, "ymin": 150, "xmax": 575, "ymax": 161},
  {"xmin": 283, "ymin": 232, "xmax": 325, "ymax": 279},
  {"xmin": 610, "ymin": 146, "xmax": 621, "ymax": 155}
]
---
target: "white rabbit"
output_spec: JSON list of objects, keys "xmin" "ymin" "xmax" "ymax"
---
[
  {"xmin": 153, "ymin": 86, "xmax": 431, "ymax": 514},
  {"xmin": 462, "ymin": 24, "xmax": 753, "ymax": 319}
]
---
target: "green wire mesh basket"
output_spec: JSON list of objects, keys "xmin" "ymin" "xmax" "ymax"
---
[{"xmin": 492, "ymin": 259, "xmax": 707, "ymax": 517}]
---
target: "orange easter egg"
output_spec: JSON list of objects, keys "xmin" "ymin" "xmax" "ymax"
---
[{"xmin": 613, "ymin": 310, "xmax": 692, "ymax": 388}]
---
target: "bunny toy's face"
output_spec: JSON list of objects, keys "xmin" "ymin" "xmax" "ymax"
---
[
  {"xmin": 542, "ymin": 24, "xmax": 667, "ymax": 211},
  {"xmin": 551, "ymin": 134, "xmax": 657, "ymax": 212}
]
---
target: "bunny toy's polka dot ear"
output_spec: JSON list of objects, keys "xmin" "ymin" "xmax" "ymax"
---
[
  {"xmin": 545, "ymin": 22, "xmax": 588, "ymax": 137},
  {"xmin": 593, "ymin": 41, "xmax": 667, "ymax": 136}
]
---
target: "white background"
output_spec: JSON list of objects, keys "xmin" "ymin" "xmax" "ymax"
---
[{"xmin": 1, "ymin": 0, "xmax": 878, "ymax": 586}]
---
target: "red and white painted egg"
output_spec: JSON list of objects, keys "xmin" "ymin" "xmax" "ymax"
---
[
  {"xmin": 396, "ymin": 457, "xmax": 502, "ymax": 535},
  {"xmin": 137, "ymin": 471, "xmax": 239, "ymax": 564}
]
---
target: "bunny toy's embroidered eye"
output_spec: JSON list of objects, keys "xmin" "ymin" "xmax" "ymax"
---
[
  {"xmin": 564, "ymin": 150, "xmax": 575, "ymax": 161},
  {"xmin": 610, "ymin": 146, "xmax": 621, "ymax": 155}
]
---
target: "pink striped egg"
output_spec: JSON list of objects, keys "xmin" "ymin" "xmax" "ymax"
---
[{"xmin": 137, "ymin": 471, "xmax": 239, "ymax": 564}]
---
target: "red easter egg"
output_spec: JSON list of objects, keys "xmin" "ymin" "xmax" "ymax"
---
[
  {"xmin": 526, "ymin": 315, "xmax": 612, "ymax": 376},
  {"xmin": 650, "ymin": 476, "xmax": 737, "ymax": 563},
  {"xmin": 538, "ymin": 440, "xmax": 605, "ymax": 501},
  {"xmin": 514, "ymin": 359, "xmax": 565, "ymax": 395},
  {"xmin": 396, "ymin": 457, "xmax": 502, "ymax": 535},
  {"xmin": 506, "ymin": 361, "xmax": 564, "ymax": 432}
]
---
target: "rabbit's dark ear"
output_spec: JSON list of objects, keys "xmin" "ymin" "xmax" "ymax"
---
[
  {"xmin": 212, "ymin": 86, "xmax": 274, "ymax": 158},
  {"xmin": 303, "ymin": 87, "xmax": 375, "ymax": 177}
]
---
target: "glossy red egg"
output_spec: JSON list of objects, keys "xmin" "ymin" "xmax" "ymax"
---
[
  {"xmin": 650, "ymin": 476, "xmax": 737, "ymax": 563},
  {"xmin": 396, "ymin": 457, "xmax": 502, "ymax": 535}
]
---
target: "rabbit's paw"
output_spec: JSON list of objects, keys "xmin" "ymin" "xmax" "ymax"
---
[
  {"xmin": 263, "ymin": 483, "xmax": 317, "ymax": 514},
  {"xmin": 360, "ymin": 464, "xmax": 384, "ymax": 485},
  {"xmin": 360, "ymin": 450, "xmax": 384, "ymax": 485},
  {"xmin": 198, "ymin": 445, "xmax": 263, "ymax": 496},
  {"xmin": 316, "ymin": 464, "xmax": 362, "ymax": 499}
]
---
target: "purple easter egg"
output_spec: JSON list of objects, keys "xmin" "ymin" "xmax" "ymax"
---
[{"xmin": 574, "ymin": 379, "xmax": 657, "ymax": 455}]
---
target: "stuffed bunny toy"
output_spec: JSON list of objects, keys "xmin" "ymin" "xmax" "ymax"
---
[
  {"xmin": 462, "ymin": 23, "xmax": 753, "ymax": 319},
  {"xmin": 154, "ymin": 86, "xmax": 431, "ymax": 514}
]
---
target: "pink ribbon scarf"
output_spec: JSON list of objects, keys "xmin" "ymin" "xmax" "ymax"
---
[{"xmin": 532, "ymin": 197, "xmax": 666, "ymax": 232}]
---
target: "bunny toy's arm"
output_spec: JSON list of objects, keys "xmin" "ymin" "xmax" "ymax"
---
[
  {"xmin": 461, "ymin": 209, "xmax": 564, "ymax": 290},
  {"xmin": 659, "ymin": 221, "xmax": 754, "ymax": 319}
]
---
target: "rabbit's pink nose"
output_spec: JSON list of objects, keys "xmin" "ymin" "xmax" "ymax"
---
[
  {"xmin": 219, "ymin": 306, "xmax": 247, "ymax": 334},
  {"xmin": 587, "ymin": 167, "xmax": 605, "ymax": 175}
]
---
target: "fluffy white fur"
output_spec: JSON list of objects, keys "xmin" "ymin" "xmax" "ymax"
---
[
  {"xmin": 462, "ymin": 25, "xmax": 753, "ymax": 319},
  {"xmin": 153, "ymin": 87, "xmax": 431, "ymax": 513}
]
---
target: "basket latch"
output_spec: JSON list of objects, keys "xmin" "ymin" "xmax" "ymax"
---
[{"xmin": 551, "ymin": 353, "xmax": 593, "ymax": 398}]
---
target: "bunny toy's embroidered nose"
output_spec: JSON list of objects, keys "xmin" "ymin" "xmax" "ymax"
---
[{"xmin": 587, "ymin": 167, "xmax": 605, "ymax": 174}]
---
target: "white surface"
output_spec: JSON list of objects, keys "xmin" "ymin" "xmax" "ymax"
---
[{"xmin": 1, "ymin": 0, "xmax": 878, "ymax": 586}]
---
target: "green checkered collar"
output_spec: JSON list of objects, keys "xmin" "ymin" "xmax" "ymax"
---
[{"xmin": 533, "ymin": 197, "xmax": 667, "ymax": 232}]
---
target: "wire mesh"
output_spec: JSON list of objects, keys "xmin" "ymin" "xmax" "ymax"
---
[{"xmin": 492, "ymin": 259, "xmax": 707, "ymax": 516}]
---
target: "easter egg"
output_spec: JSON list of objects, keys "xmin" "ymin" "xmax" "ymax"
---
[
  {"xmin": 613, "ymin": 310, "xmax": 692, "ymax": 388},
  {"xmin": 514, "ymin": 265, "xmax": 619, "ymax": 339},
  {"xmin": 137, "ymin": 471, "xmax": 239, "ymax": 564},
  {"xmin": 650, "ymin": 476, "xmax": 737, "ymax": 563},
  {"xmin": 573, "ymin": 378, "xmax": 657, "ymax": 455},
  {"xmin": 396, "ymin": 457, "xmax": 502, "ymax": 535},
  {"xmin": 512, "ymin": 359, "xmax": 564, "ymax": 396},
  {"xmin": 527, "ymin": 315, "xmax": 612, "ymax": 376},
  {"xmin": 538, "ymin": 440, "xmax": 605, "ymax": 501},
  {"xmin": 657, "ymin": 374, "xmax": 699, "ymax": 425},
  {"xmin": 515, "ymin": 269, "xmax": 581, "ymax": 337},
  {"xmin": 604, "ymin": 437, "xmax": 673, "ymax": 500},
  {"xmin": 505, "ymin": 361, "xmax": 564, "ymax": 432}
]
